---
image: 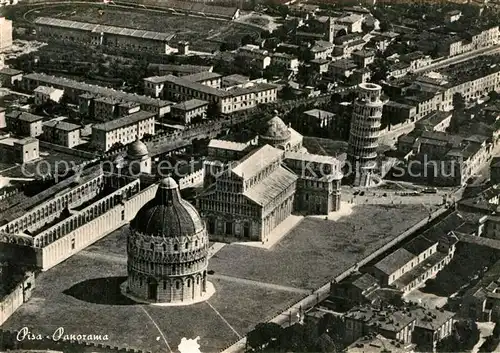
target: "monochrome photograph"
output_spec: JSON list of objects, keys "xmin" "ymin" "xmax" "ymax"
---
[{"xmin": 0, "ymin": 0, "xmax": 499, "ymax": 352}]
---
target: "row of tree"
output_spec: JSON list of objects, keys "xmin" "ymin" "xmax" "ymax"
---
[{"xmin": 247, "ymin": 314, "xmax": 344, "ymax": 352}]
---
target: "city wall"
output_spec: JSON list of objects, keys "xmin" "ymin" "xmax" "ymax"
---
[{"xmin": 0, "ymin": 272, "xmax": 35, "ymax": 327}]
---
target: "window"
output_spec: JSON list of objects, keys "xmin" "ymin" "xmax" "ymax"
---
[
  {"xmin": 185, "ymin": 242, "xmax": 189, "ymax": 249},
  {"xmin": 71, "ymin": 238, "xmax": 75, "ymax": 250},
  {"xmin": 150, "ymin": 243, "xmax": 154, "ymax": 250},
  {"xmin": 174, "ymin": 244, "xmax": 178, "ymax": 251},
  {"xmin": 163, "ymin": 281, "xmax": 167, "ymax": 290},
  {"xmin": 176, "ymin": 281, "xmax": 180, "ymax": 290}
]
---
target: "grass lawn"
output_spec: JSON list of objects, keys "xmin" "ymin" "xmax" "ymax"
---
[
  {"xmin": 303, "ymin": 137, "xmax": 348, "ymax": 157},
  {"xmin": 2, "ymin": 250, "xmax": 301, "ymax": 353},
  {"xmin": 0, "ymin": 149, "xmax": 89, "ymax": 179},
  {"xmin": 209, "ymin": 204, "xmax": 430, "ymax": 289},
  {"xmin": 22, "ymin": 4, "xmax": 259, "ymax": 52}
]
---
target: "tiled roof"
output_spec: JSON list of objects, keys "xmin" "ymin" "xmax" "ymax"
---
[
  {"xmin": 208, "ymin": 139, "xmax": 248, "ymax": 152},
  {"xmin": 6, "ymin": 111, "xmax": 44, "ymax": 123},
  {"xmin": 35, "ymin": 17, "xmax": 175, "ymax": 41},
  {"xmin": 373, "ymin": 248, "xmax": 415, "ymax": 275},
  {"xmin": 93, "ymin": 111, "xmax": 155, "ymax": 132},
  {"xmin": 0, "ymin": 67, "xmax": 22, "ymax": 76},
  {"xmin": 413, "ymin": 307, "xmax": 455, "ymax": 331},
  {"xmin": 43, "ymin": 120, "xmax": 80, "ymax": 132},
  {"xmin": 172, "ymin": 99, "xmax": 208, "ymax": 111},
  {"xmin": 243, "ymin": 166, "xmax": 297, "ymax": 206},
  {"xmin": 182, "ymin": 71, "xmax": 222, "ymax": 83},
  {"xmin": 24, "ymin": 73, "xmax": 173, "ymax": 108},
  {"xmin": 232, "ymin": 144, "xmax": 283, "ymax": 179}
]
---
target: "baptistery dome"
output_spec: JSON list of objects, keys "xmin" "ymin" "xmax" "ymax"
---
[
  {"xmin": 126, "ymin": 177, "xmax": 212, "ymax": 305},
  {"xmin": 130, "ymin": 177, "xmax": 204, "ymax": 238},
  {"xmin": 259, "ymin": 116, "xmax": 291, "ymax": 149}
]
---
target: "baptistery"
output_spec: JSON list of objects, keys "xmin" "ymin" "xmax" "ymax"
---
[{"xmin": 126, "ymin": 177, "xmax": 212, "ymax": 304}]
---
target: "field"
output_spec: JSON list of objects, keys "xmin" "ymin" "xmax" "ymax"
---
[
  {"xmin": 20, "ymin": 4, "xmax": 259, "ymax": 52},
  {"xmin": 2, "ymin": 247, "xmax": 301, "ymax": 353},
  {"xmin": 209, "ymin": 203, "xmax": 430, "ymax": 289}
]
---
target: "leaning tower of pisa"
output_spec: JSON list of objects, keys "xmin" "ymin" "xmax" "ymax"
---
[{"xmin": 347, "ymin": 83, "xmax": 384, "ymax": 187}]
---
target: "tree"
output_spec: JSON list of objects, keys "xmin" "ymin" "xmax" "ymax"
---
[
  {"xmin": 247, "ymin": 322, "xmax": 283, "ymax": 351},
  {"xmin": 437, "ymin": 319, "xmax": 480, "ymax": 352},
  {"xmin": 317, "ymin": 313, "xmax": 344, "ymax": 341},
  {"xmin": 380, "ymin": 21, "xmax": 391, "ymax": 32},
  {"xmin": 453, "ymin": 93, "xmax": 466, "ymax": 111},
  {"xmin": 489, "ymin": 90, "xmax": 500, "ymax": 102},
  {"xmin": 241, "ymin": 34, "xmax": 255, "ymax": 46}
]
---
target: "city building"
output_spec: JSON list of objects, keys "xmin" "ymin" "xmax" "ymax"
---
[
  {"xmin": 335, "ymin": 14, "xmax": 364, "ymax": 34},
  {"xmin": 396, "ymin": 130, "xmax": 491, "ymax": 186},
  {"xmin": 271, "ymin": 52, "xmax": 300, "ymax": 71},
  {"xmin": 237, "ymin": 45, "xmax": 271, "ymax": 69},
  {"xmin": 412, "ymin": 307, "xmax": 456, "ymax": 351},
  {"xmin": 330, "ymin": 272, "xmax": 382, "ymax": 307},
  {"xmin": 0, "ymin": 17, "xmax": 12, "ymax": 52},
  {"xmin": 171, "ymin": 99, "xmax": 209, "ymax": 124},
  {"xmin": 181, "ymin": 72, "xmax": 222, "ymax": 89},
  {"xmin": 292, "ymin": 109, "xmax": 348, "ymax": 139},
  {"xmin": 445, "ymin": 10, "xmax": 462, "ymax": 23},
  {"xmin": 126, "ymin": 177, "xmax": 212, "ymax": 304},
  {"xmin": 352, "ymin": 50, "xmax": 375, "ymax": 68},
  {"xmin": 34, "ymin": 86, "xmax": 65, "ymax": 106},
  {"xmin": 22, "ymin": 73, "xmax": 172, "ymax": 119},
  {"xmin": 383, "ymin": 101, "xmax": 418, "ymax": 125},
  {"xmin": 461, "ymin": 258, "xmax": 500, "ymax": 322},
  {"xmin": 206, "ymin": 139, "xmax": 254, "ymax": 163},
  {"xmin": 344, "ymin": 305, "xmax": 416, "ymax": 344},
  {"xmin": 366, "ymin": 213, "xmax": 461, "ymax": 294},
  {"xmin": 147, "ymin": 74, "xmax": 277, "ymax": 114},
  {"xmin": 147, "ymin": 63, "xmax": 213, "ymax": 77},
  {"xmin": 5, "ymin": 111, "xmax": 44, "ymax": 137},
  {"xmin": 34, "ymin": 17, "xmax": 177, "ymax": 55},
  {"xmin": 414, "ymin": 111, "xmax": 452, "ymax": 132},
  {"xmin": 310, "ymin": 40, "xmax": 334, "ymax": 60},
  {"xmin": 0, "ymin": 136, "xmax": 39, "ymax": 163},
  {"xmin": 90, "ymin": 96, "xmax": 142, "ymax": 122},
  {"xmin": 91, "ymin": 110, "xmax": 155, "ymax": 152},
  {"xmin": 198, "ymin": 116, "xmax": 343, "ymax": 242},
  {"xmin": 0, "ymin": 67, "xmax": 22, "ymax": 88},
  {"xmin": 42, "ymin": 120, "xmax": 81, "ymax": 148},
  {"xmin": 346, "ymin": 333, "xmax": 415, "ymax": 353},
  {"xmin": 490, "ymin": 157, "xmax": 500, "ymax": 184},
  {"xmin": 347, "ymin": 83, "xmax": 384, "ymax": 187}
]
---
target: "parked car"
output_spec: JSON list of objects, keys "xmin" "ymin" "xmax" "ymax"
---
[{"xmin": 421, "ymin": 187, "xmax": 438, "ymax": 194}]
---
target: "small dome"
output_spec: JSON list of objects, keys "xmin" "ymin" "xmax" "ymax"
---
[
  {"xmin": 127, "ymin": 139, "xmax": 148, "ymax": 159},
  {"xmin": 160, "ymin": 176, "xmax": 178, "ymax": 189},
  {"xmin": 261, "ymin": 116, "xmax": 291, "ymax": 140},
  {"xmin": 130, "ymin": 177, "xmax": 204, "ymax": 238}
]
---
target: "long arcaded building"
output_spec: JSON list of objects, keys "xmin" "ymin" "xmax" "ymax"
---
[
  {"xmin": 347, "ymin": 83, "xmax": 384, "ymax": 187},
  {"xmin": 34, "ymin": 17, "xmax": 176, "ymax": 55}
]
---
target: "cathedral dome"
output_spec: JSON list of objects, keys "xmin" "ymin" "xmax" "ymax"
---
[
  {"xmin": 261, "ymin": 116, "xmax": 291, "ymax": 141},
  {"xmin": 130, "ymin": 177, "xmax": 204, "ymax": 238},
  {"xmin": 127, "ymin": 139, "xmax": 149, "ymax": 159}
]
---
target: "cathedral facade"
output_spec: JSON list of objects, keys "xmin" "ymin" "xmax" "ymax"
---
[
  {"xmin": 126, "ymin": 177, "xmax": 211, "ymax": 304},
  {"xmin": 198, "ymin": 116, "xmax": 343, "ymax": 242}
]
